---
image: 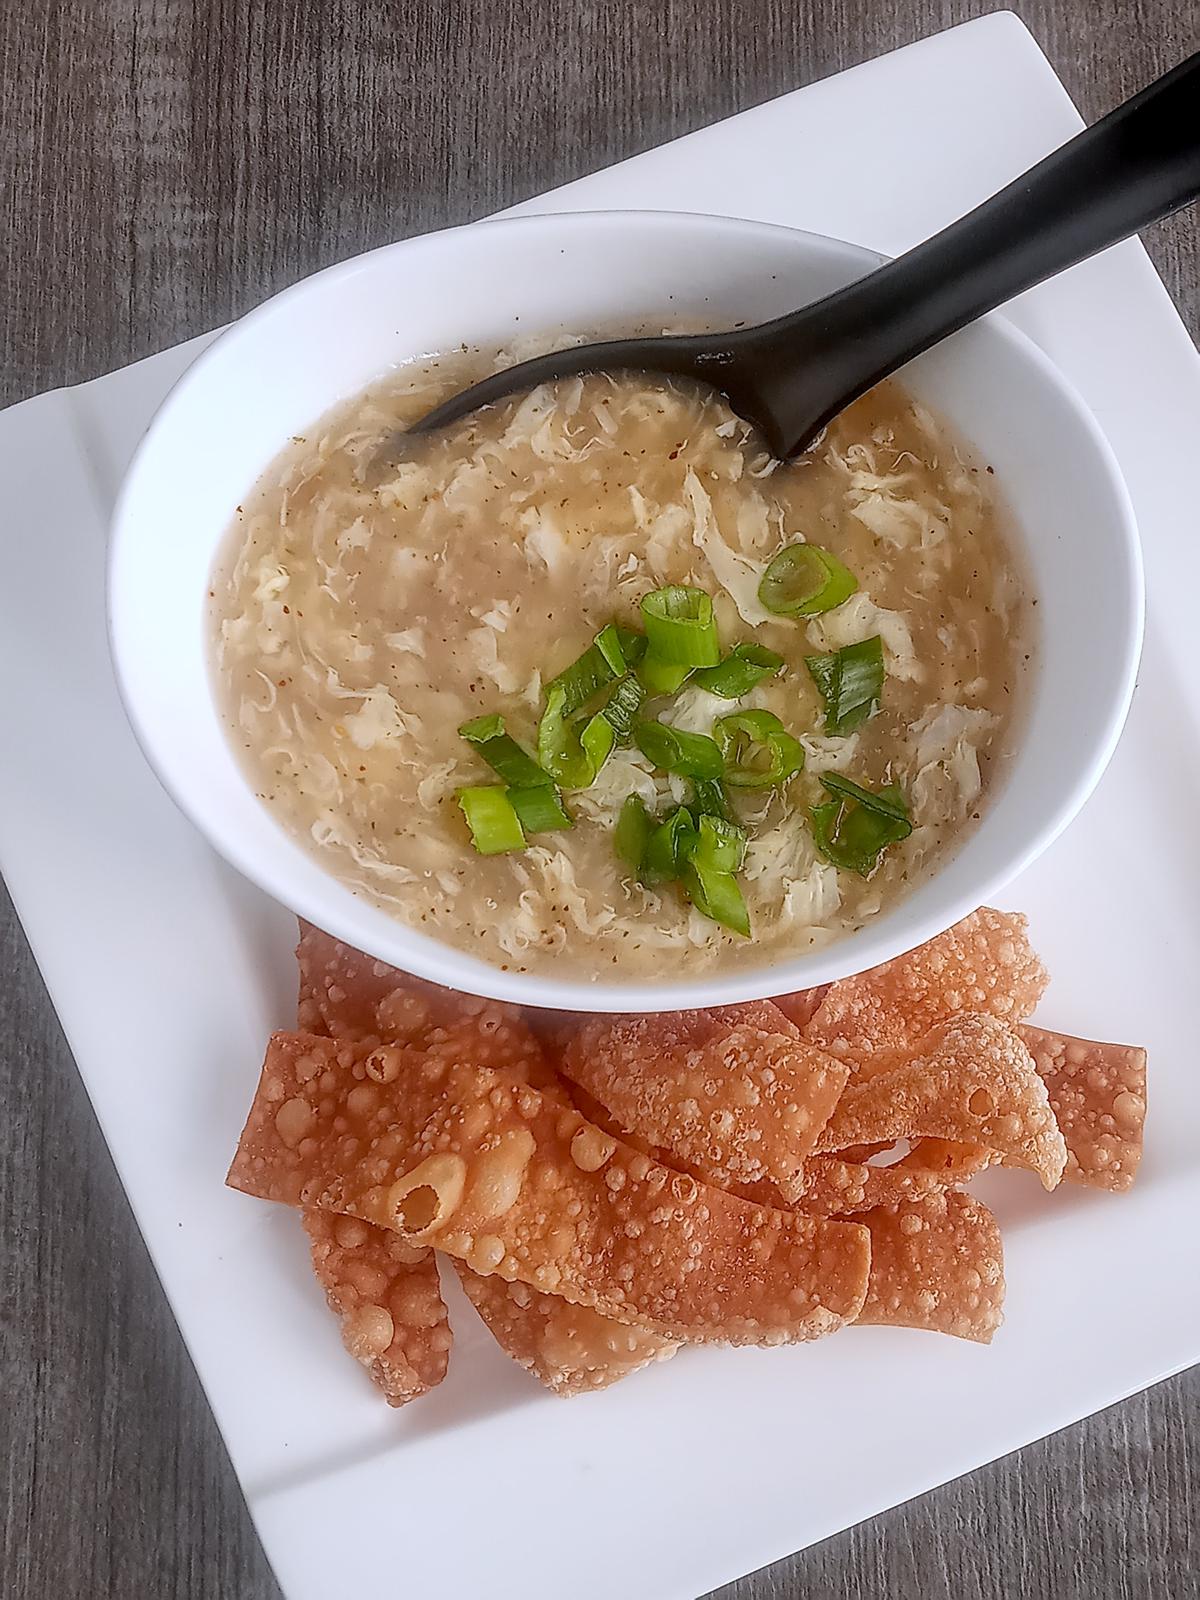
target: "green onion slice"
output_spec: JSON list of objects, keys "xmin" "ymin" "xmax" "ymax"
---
[
  {"xmin": 575, "ymin": 674, "xmax": 648, "ymax": 784},
  {"xmin": 810, "ymin": 773, "xmax": 912, "ymax": 876},
  {"xmin": 689, "ymin": 777, "xmax": 730, "ymax": 822},
  {"xmin": 714, "ymin": 710, "xmax": 805, "ymax": 789},
  {"xmin": 459, "ymin": 713, "xmax": 553, "ymax": 788},
  {"xmin": 614, "ymin": 794, "xmax": 654, "ymax": 872},
  {"xmin": 547, "ymin": 624, "xmax": 644, "ymax": 717},
  {"xmin": 633, "ymin": 719, "xmax": 724, "ymax": 780},
  {"xmin": 508, "ymin": 785, "xmax": 572, "ymax": 834},
  {"xmin": 638, "ymin": 653, "xmax": 695, "ymax": 696},
  {"xmin": 691, "ymin": 642, "xmax": 784, "ymax": 698},
  {"xmin": 457, "ymin": 786, "xmax": 526, "ymax": 855},
  {"xmin": 642, "ymin": 806, "xmax": 698, "ymax": 883},
  {"xmin": 598, "ymin": 673, "xmax": 645, "ymax": 743},
  {"xmin": 579, "ymin": 710, "xmax": 616, "ymax": 776},
  {"xmin": 537, "ymin": 685, "xmax": 594, "ymax": 789},
  {"xmin": 640, "ymin": 586, "xmax": 721, "ymax": 667},
  {"xmin": 758, "ymin": 542, "xmax": 858, "ymax": 617},
  {"xmin": 805, "ymin": 635, "xmax": 885, "ymax": 736},
  {"xmin": 692, "ymin": 813, "xmax": 747, "ymax": 874},
  {"xmin": 683, "ymin": 862, "xmax": 751, "ymax": 937}
]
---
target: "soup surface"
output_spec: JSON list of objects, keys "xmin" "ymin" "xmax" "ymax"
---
[{"xmin": 212, "ymin": 346, "xmax": 1028, "ymax": 979}]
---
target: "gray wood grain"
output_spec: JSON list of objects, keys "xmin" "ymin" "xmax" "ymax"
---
[{"xmin": 1, "ymin": 4, "xmax": 1196, "ymax": 1598}]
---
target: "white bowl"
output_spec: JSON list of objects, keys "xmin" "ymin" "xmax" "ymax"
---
[{"xmin": 108, "ymin": 210, "xmax": 1142, "ymax": 1012}]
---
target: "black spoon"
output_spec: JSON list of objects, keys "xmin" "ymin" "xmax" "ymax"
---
[{"xmin": 407, "ymin": 51, "xmax": 1200, "ymax": 461}]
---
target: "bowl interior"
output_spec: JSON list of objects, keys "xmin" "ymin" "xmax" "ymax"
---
[{"xmin": 108, "ymin": 210, "xmax": 1141, "ymax": 1010}]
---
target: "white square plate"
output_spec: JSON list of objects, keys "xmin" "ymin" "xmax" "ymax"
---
[{"xmin": 2, "ymin": 16, "xmax": 1197, "ymax": 1599}]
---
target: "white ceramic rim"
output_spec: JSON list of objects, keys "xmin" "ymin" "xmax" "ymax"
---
[{"xmin": 108, "ymin": 209, "xmax": 1145, "ymax": 1011}]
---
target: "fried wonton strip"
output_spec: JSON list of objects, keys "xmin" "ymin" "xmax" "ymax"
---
[
  {"xmin": 793, "ymin": 1153, "xmax": 954, "ymax": 1216},
  {"xmin": 805, "ymin": 908, "xmax": 1048, "ymax": 1057},
  {"xmin": 296, "ymin": 922, "xmax": 463, "ymax": 1402},
  {"xmin": 898, "ymin": 1138, "xmax": 996, "ymax": 1182},
  {"xmin": 301, "ymin": 1207, "xmax": 452, "ymax": 1405},
  {"xmin": 1018, "ymin": 1025, "xmax": 1147, "ymax": 1192},
  {"xmin": 790, "ymin": 1135, "xmax": 997, "ymax": 1217},
  {"xmin": 813, "ymin": 1014, "xmax": 1068, "ymax": 1189},
  {"xmin": 770, "ymin": 986, "xmax": 830, "ymax": 1032},
  {"xmin": 560, "ymin": 1006, "xmax": 847, "ymax": 1199},
  {"xmin": 854, "ymin": 1192, "xmax": 1005, "ymax": 1343},
  {"xmin": 455, "ymin": 1265, "xmax": 679, "ymax": 1395},
  {"xmin": 298, "ymin": 921, "xmax": 560, "ymax": 1089},
  {"xmin": 228, "ymin": 1031, "xmax": 870, "ymax": 1345}
]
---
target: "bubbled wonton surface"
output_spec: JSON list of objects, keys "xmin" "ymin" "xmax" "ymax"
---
[{"xmin": 225, "ymin": 913, "xmax": 1146, "ymax": 1403}]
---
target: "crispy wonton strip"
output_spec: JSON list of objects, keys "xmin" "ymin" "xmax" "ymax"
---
[
  {"xmin": 1018, "ymin": 1025, "xmax": 1147, "ymax": 1192},
  {"xmin": 296, "ymin": 922, "xmax": 463, "ymax": 1404},
  {"xmin": 560, "ymin": 1006, "xmax": 847, "ymax": 1200},
  {"xmin": 805, "ymin": 908, "xmax": 1048, "ymax": 1057},
  {"xmin": 301, "ymin": 1207, "xmax": 452, "ymax": 1405},
  {"xmin": 455, "ymin": 1265, "xmax": 679, "ymax": 1395},
  {"xmin": 854, "ymin": 1192, "xmax": 1005, "ymax": 1343},
  {"xmin": 813, "ymin": 1014, "xmax": 1067, "ymax": 1189},
  {"xmin": 770, "ymin": 986, "xmax": 830, "ymax": 1032},
  {"xmin": 897, "ymin": 1138, "xmax": 996, "ymax": 1182},
  {"xmin": 228, "ymin": 1031, "xmax": 870, "ymax": 1345},
  {"xmin": 792, "ymin": 1153, "xmax": 955, "ymax": 1216},
  {"xmin": 298, "ymin": 922, "xmax": 559, "ymax": 1089}
]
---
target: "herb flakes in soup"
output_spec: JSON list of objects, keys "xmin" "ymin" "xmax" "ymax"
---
[{"xmin": 212, "ymin": 347, "xmax": 1029, "ymax": 979}]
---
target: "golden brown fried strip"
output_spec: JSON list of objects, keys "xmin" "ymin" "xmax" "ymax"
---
[
  {"xmin": 770, "ymin": 986, "xmax": 830, "ymax": 1031},
  {"xmin": 854, "ymin": 1192, "xmax": 1005, "ymax": 1343},
  {"xmin": 301, "ymin": 1207, "xmax": 452, "ymax": 1405},
  {"xmin": 792, "ymin": 1153, "xmax": 953, "ymax": 1216},
  {"xmin": 1018, "ymin": 1025, "xmax": 1147, "ymax": 1192},
  {"xmin": 813, "ymin": 1014, "xmax": 1067, "ymax": 1190},
  {"xmin": 455, "ymin": 1265, "xmax": 679, "ymax": 1395},
  {"xmin": 805, "ymin": 909, "xmax": 1048, "ymax": 1057},
  {"xmin": 560, "ymin": 1006, "xmax": 847, "ymax": 1200},
  {"xmin": 898, "ymin": 1138, "xmax": 996, "ymax": 1182},
  {"xmin": 298, "ymin": 920, "xmax": 559, "ymax": 1087},
  {"xmin": 296, "ymin": 922, "xmax": 464, "ymax": 1405},
  {"xmin": 228, "ymin": 1031, "xmax": 870, "ymax": 1346}
]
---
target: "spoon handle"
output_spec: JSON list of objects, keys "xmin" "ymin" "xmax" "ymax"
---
[{"xmin": 768, "ymin": 50, "xmax": 1200, "ymax": 407}]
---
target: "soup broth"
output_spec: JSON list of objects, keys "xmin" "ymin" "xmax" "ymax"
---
[{"xmin": 213, "ymin": 348, "xmax": 1028, "ymax": 979}]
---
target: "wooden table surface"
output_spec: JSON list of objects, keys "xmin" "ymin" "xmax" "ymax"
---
[{"xmin": 2, "ymin": 4, "xmax": 1197, "ymax": 1597}]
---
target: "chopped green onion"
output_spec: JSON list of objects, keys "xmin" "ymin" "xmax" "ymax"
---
[
  {"xmin": 692, "ymin": 642, "xmax": 784, "ymax": 698},
  {"xmin": 633, "ymin": 719, "xmax": 724, "ymax": 780},
  {"xmin": 758, "ymin": 542, "xmax": 858, "ymax": 617},
  {"xmin": 692, "ymin": 813, "xmax": 746, "ymax": 873},
  {"xmin": 457, "ymin": 786, "xmax": 526, "ymax": 855},
  {"xmin": 614, "ymin": 626, "xmax": 648, "ymax": 669},
  {"xmin": 810, "ymin": 773, "xmax": 912, "ymax": 876},
  {"xmin": 613, "ymin": 797, "xmax": 750, "ymax": 936},
  {"xmin": 579, "ymin": 710, "xmax": 616, "ymax": 775},
  {"xmin": 640, "ymin": 586, "xmax": 721, "ymax": 667},
  {"xmin": 614, "ymin": 794, "xmax": 654, "ymax": 872},
  {"xmin": 805, "ymin": 635, "xmax": 885, "ymax": 736},
  {"xmin": 638, "ymin": 653, "xmax": 694, "ymax": 695},
  {"xmin": 508, "ymin": 785, "xmax": 572, "ymax": 834},
  {"xmin": 598, "ymin": 674, "xmax": 645, "ymax": 743},
  {"xmin": 459, "ymin": 713, "xmax": 553, "ymax": 788},
  {"xmin": 537, "ymin": 684, "xmax": 594, "ymax": 789},
  {"xmin": 714, "ymin": 710, "xmax": 805, "ymax": 789},
  {"xmin": 689, "ymin": 777, "xmax": 730, "ymax": 821},
  {"xmin": 642, "ymin": 806, "xmax": 698, "ymax": 883},
  {"xmin": 594, "ymin": 623, "xmax": 629, "ymax": 677},
  {"xmin": 683, "ymin": 861, "xmax": 751, "ymax": 937},
  {"xmin": 575, "ymin": 674, "xmax": 647, "ymax": 783},
  {"xmin": 547, "ymin": 624, "xmax": 641, "ymax": 717},
  {"xmin": 819, "ymin": 771, "xmax": 911, "ymax": 820},
  {"xmin": 545, "ymin": 646, "xmax": 613, "ymax": 716}
]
